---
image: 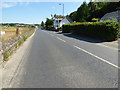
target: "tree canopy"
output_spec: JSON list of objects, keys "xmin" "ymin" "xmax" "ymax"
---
[
  {"xmin": 69, "ymin": 2, "xmax": 120, "ymax": 22},
  {"xmin": 51, "ymin": 14, "xmax": 65, "ymax": 19},
  {"xmin": 41, "ymin": 21, "xmax": 45, "ymax": 28},
  {"xmin": 45, "ymin": 18, "xmax": 54, "ymax": 29}
]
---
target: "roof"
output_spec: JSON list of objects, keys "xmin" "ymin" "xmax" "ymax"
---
[
  {"xmin": 54, "ymin": 17, "xmax": 73, "ymax": 23},
  {"xmin": 66, "ymin": 17, "xmax": 73, "ymax": 23},
  {"xmin": 116, "ymin": 7, "xmax": 120, "ymax": 10},
  {"xmin": 54, "ymin": 18, "xmax": 63, "ymax": 21},
  {"xmin": 101, "ymin": 11, "xmax": 119, "ymax": 20}
]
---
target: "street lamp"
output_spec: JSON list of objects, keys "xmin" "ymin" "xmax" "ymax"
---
[
  {"xmin": 59, "ymin": 3, "xmax": 64, "ymax": 17},
  {"xmin": 59, "ymin": 3, "xmax": 64, "ymax": 27}
]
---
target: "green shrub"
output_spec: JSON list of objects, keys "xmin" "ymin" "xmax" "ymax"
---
[
  {"xmin": 4, "ymin": 52, "xmax": 9, "ymax": 61},
  {"xmin": 92, "ymin": 18, "xmax": 99, "ymax": 22},
  {"xmin": 4, "ymin": 49, "xmax": 14, "ymax": 61},
  {"xmin": 23, "ymin": 35, "xmax": 27, "ymax": 41},
  {"xmin": 47, "ymin": 25, "xmax": 54, "ymax": 30},
  {"xmin": 62, "ymin": 24, "xmax": 72, "ymax": 33},
  {"xmin": 18, "ymin": 39, "xmax": 24, "ymax": 46},
  {"xmin": 57, "ymin": 27, "xmax": 62, "ymax": 31},
  {"xmin": 62, "ymin": 21, "xmax": 119, "ymax": 41}
]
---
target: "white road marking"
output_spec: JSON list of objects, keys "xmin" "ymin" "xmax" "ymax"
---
[
  {"xmin": 97, "ymin": 43, "xmax": 118, "ymax": 50},
  {"xmin": 57, "ymin": 37, "xmax": 66, "ymax": 43},
  {"xmin": 50, "ymin": 34, "xmax": 54, "ymax": 36},
  {"xmin": 45, "ymin": 32, "xmax": 50, "ymax": 35},
  {"xmin": 73, "ymin": 45, "xmax": 120, "ymax": 69},
  {"xmin": 60, "ymin": 34, "xmax": 118, "ymax": 51},
  {"xmin": 42, "ymin": 31, "xmax": 54, "ymax": 37}
]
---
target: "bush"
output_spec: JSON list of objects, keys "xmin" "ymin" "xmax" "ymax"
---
[
  {"xmin": 57, "ymin": 27, "xmax": 62, "ymax": 31},
  {"xmin": 92, "ymin": 18, "xmax": 99, "ymax": 22},
  {"xmin": 62, "ymin": 24, "xmax": 72, "ymax": 33},
  {"xmin": 62, "ymin": 21, "xmax": 119, "ymax": 41},
  {"xmin": 4, "ymin": 49, "xmax": 14, "ymax": 61}
]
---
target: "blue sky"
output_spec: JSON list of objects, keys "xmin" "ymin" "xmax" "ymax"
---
[{"xmin": 2, "ymin": 2, "xmax": 88, "ymax": 24}]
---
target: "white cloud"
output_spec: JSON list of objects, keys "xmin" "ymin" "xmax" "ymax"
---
[
  {"xmin": 2, "ymin": 2, "xmax": 17, "ymax": 8},
  {"xmin": 25, "ymin": 2, "xmax": 30, "ymax": 6},
  {"xmin": 1, "ymin": 1, "xmax": 30, "ymax": 8}
]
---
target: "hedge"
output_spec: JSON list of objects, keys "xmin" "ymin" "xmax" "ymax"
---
[
  {"xmin": 92, "ymin": 18, "xmax": 99, "ymax": 22},
  {"xmin": 62, "ymin": 21, "xmax": 119, "ymax": 41}
]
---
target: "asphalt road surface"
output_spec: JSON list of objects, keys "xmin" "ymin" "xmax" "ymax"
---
[{"xmin": 4, "ymin": 29, "xmax": 119, "ymax": 88}]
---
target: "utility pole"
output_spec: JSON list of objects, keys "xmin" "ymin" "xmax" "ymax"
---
[
  {"xmin": 59, "ymin": 3, "xmax": 64, "ymax": 17},
  {"xmin": 63, "ymin": 4, "xmax": 64, "ymax": 17},
  {"xmin": 59, "ymin": 3, "xmax": 64, "ymax": 26}
]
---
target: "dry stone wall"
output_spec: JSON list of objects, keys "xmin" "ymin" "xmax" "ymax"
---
[{"xmin": 1, "ymin": 30, "xmax": 35, "ymax": 61}]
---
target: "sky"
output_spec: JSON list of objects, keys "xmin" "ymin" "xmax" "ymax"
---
[{"xmin": 1, "ymin": 1, "xmax": 89, "ymax": 24}]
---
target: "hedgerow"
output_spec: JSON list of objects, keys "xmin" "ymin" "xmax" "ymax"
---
[{"xmin": 62, "ymin": 21, "xmax": 119, "ymax": 41}]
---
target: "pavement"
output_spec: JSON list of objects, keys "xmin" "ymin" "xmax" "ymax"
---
[
  {"xmin": 2, "ymin": 29, "xmax": 119, "ymax": 88},
  {"xmin": 97, "ymin": 39, "xmax": 118, "ymax": 50}
]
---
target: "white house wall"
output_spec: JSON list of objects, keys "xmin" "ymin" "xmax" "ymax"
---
[
  {"xmin": 60, "ymin": 18, "xmax": 70, "ymax": 27},
  {"xmin": 53, "ymin": 18, "xmax": 71, "ymax": 29},
  {"xmin": 62, "ymin": 18, "xmax": 70, "ymax": 24},
  {"xmin": 54, "ymin": 20, "xmax": 61, "ymax": 29}
]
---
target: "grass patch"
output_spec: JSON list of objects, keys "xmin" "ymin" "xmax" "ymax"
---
[
  {"xmin": 4, "ymin": 49, "xmax": 14, "ymax": 61},
  {"xmin": 23, "ymin": 35, "xmax": 27, "ymax": 41},
  {"xmin": 1, "ymin": 26, "xmax": 35, "ymax": 42}
]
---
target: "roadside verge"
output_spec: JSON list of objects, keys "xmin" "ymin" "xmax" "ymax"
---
[{"xmin": 2, "ymin": 30, "xmax": 35, "ymax": 88}]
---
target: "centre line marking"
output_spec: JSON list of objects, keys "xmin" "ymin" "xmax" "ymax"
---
[
  {"xmin": 50, "ymin": 34, "xmax": 54, "ymax": 36},
  {"xmin": 73, "ymin": 45, "xmax": 120, "ymax": 69},
  {"xmin": 57, "ymin": 37, "xmax": 66, "ymax": 42}
]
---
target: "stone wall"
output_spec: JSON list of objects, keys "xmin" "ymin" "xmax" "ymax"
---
[
  {"xmin": 1, "ymin": 30, "xmax": 35, "ymax": 61},
  {"xmin": 0, "ymin": 44, "xmax": 2, "ymax": 64}
]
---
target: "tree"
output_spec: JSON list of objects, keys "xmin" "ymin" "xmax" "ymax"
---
[
  {"xmin": 69, "ymin": 11, "xmax": 77, "ymax": 21},
  {"xmin": 69, "ymin": 1, "xmax": 120, "ymax": 22},
  {"xmin": 75, "ymin": 2, "xmax": 89, "ymax": 22},
  {"xmin": 53, "ymin": 14, "xmax": 65, "ymax": 19},
  {"xmin": 41, "ymin": 21, "xmax": 45, "ymax": 28},
  {"xmin": 45, "ymin": 18, "xmax": 54, "ymax": 29},
  {"xmin": 88, "ymin": 2, "xmax": 120, "ymax": 21}
]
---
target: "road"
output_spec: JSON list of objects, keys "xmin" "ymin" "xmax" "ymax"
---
[{"xmin": 3, "ymin": 29, "xmax": 119, "ymax": 88}]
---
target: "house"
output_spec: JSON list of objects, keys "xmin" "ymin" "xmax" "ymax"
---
[
  {"xmin": 100, "ymin": 11, "xmax": 120, "ymax": 22},
  {"xmin": 53, "ymin": 18, "xmax": 63, "ymax": 29},
  {"xmin": 53, "ymin": 17, "xmax": 73, "ymax": 29}
]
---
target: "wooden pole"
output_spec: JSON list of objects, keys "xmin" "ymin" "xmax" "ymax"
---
[{"xmin": 16, "ymin": 27, "xmax": 19, "ymax": 35}]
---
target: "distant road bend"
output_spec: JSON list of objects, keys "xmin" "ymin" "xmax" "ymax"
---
[{"xmin": 3, "ymin": 29, "xmax": 119, "ymax": 88}]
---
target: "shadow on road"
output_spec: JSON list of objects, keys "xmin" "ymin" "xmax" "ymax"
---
[{"xmin": 57, "ymin": 32, "xmax": 107, "ymax": 43}]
